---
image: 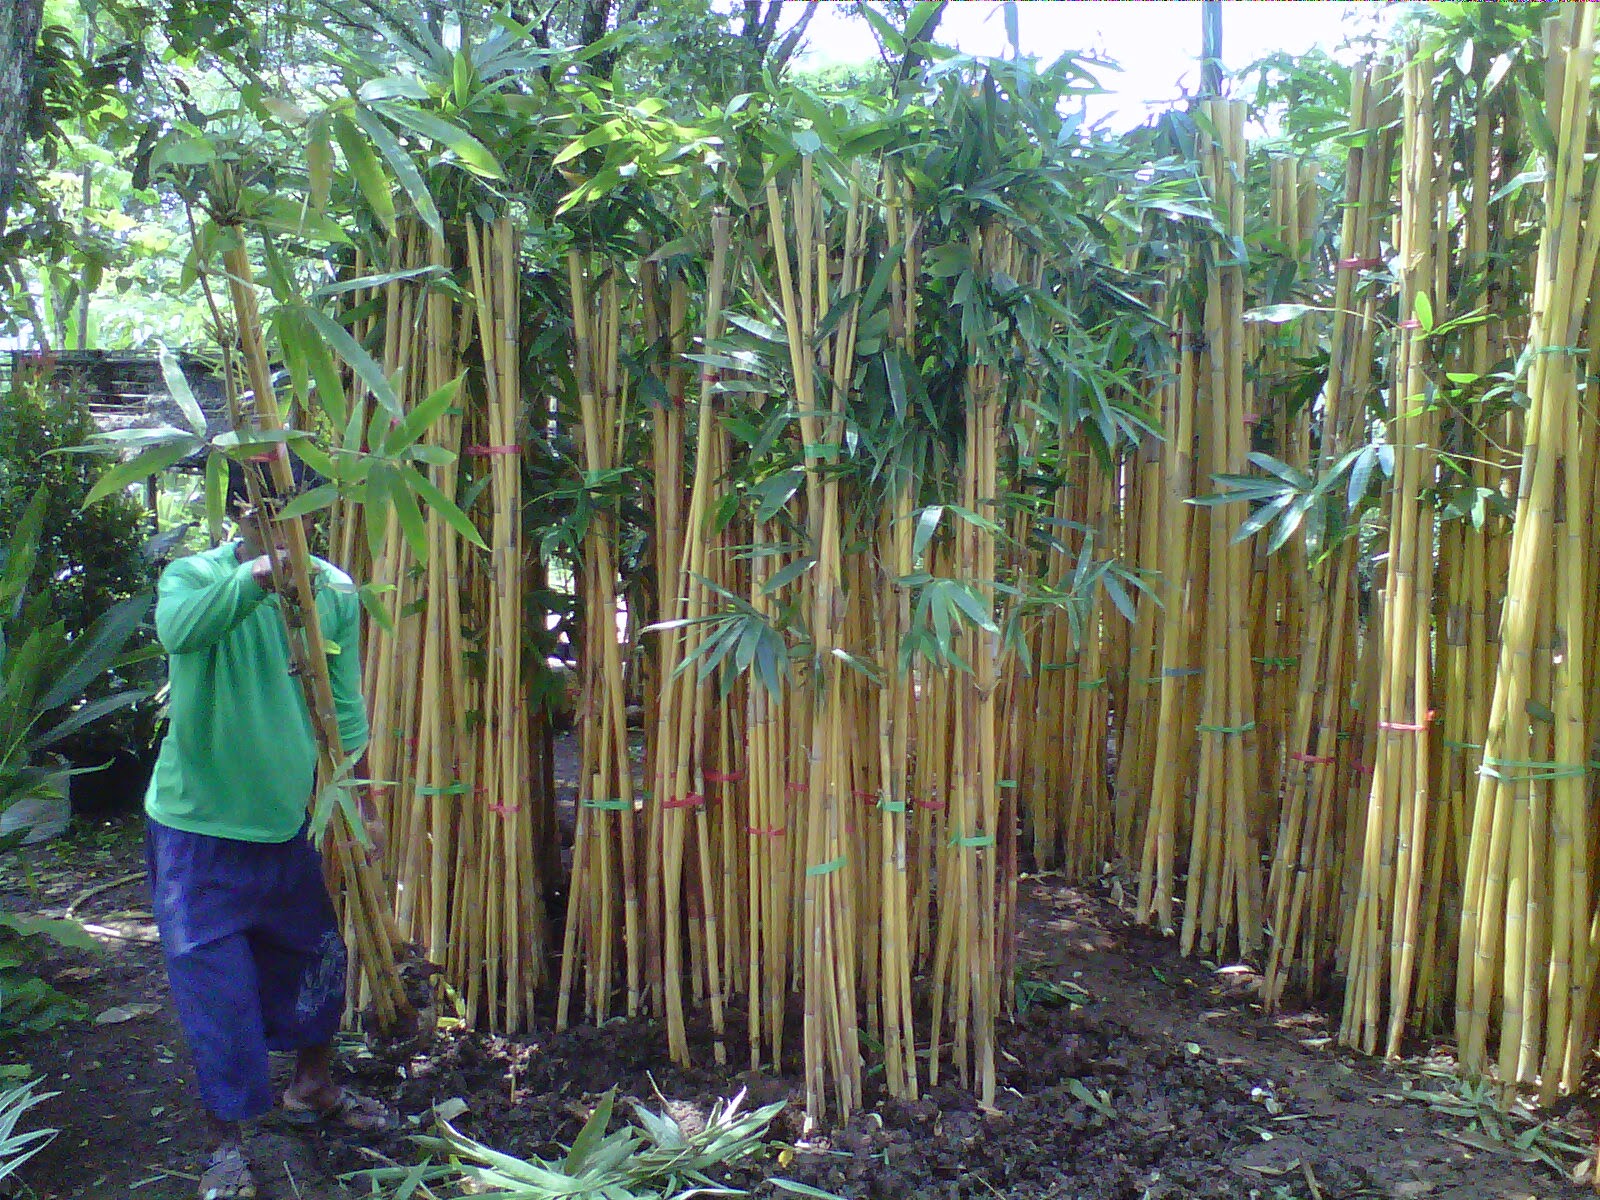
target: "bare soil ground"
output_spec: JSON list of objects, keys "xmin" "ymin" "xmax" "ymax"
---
[{"xmin": 5, "ymin": 811, "xmax": 1596, "ymax": 1200}]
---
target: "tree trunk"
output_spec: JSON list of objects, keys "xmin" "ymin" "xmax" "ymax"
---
[{"xmin": 0, "ymin": 0, "xmax": 43, "ymax": 243}]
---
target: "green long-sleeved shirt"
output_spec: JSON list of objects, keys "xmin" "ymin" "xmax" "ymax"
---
[{"xmin": 144, "ymin": 541, "xmax": 370, "ymax": 843}]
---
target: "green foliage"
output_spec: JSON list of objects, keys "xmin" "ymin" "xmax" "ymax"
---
[
  {"xmin": 0, "ymin": 913, "xmax": 99, "ymax": 1036},
  {"xmin": 348, "ymin": 1087, "xmax": 801, "ymax": 1200},
  {"xmin": 0, "ymin": 375, "xmax": 159, "ymax": 759},
  {"xmin": 0, "ymin": 376, "xmax": 152, "ymax": 640},
  {"xmin": 0, "ymin": 1079, "xmax": 57, "ymax": 1183}
]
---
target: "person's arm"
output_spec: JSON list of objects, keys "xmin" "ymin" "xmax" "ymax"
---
[
  {"xmin": 328, "ymin": 592, "xmax": 370, "ymax": 757},
  {"xmin": 155, "ymin": 553, "xmax": 271, "ymax": 655}
]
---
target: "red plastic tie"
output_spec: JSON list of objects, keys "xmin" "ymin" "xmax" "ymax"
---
[
  {"xmin": 467, "ymin": 444, "xmax": 520, "ymax": 457},
  {"xmin": 663, "ymin": 794, "xmax": 705, "ymax": 810},
  {"xmin": 1336, "ymin": 256, "xmax": 1383, "ymax": 270},
  {"xmin": 488, "ymin": 802, "xmax": 520, "ymax": 816},
  {"xmin": 1399, "ymin": 319, "xmax": 1423, "ymax": 330},
  {"xmin": 1243, "ymin": 412, "xmax": 1261, "ymax": 426},
  {"xmin": 785, "ymin": 781, "xmax": 807, "ymax": 795},
  {"xmin": 1379, "ymin": 710, "xmax": 1435, "ymax": 733},
  {"xmin": 704, "ymin": 770, "xmax": 745, "ymax": 783},
  {"xmin": 916, "ymin": 797, "xmax": 946, "ymax": 812},
  {"xmin": 1290, "ymin": 752, "xmax": 1335, "ymax": 765},
  {"xmin": 245, "ymin": 446, "xmax": 286, "ymax": 464},
  {"xmin": 747, "ymin": 825, "xmax": 786, "ymax": 837},
  {"xmin": 852, "ymin": 789, "xmax": 878, "ymax": 802}
]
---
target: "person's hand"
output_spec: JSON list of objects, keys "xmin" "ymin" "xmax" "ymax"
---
[
  {"xmin": 249, "ymin": 550, "xmax": 291, "ymax": 592},
  {"xmin": 359, "ymin": 803, "xmax": 387, "ymax": 866}
]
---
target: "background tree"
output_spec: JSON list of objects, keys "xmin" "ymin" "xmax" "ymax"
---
[{"xmin": 0, "ymin": 0, "xmax": 45, "ymax": 241}]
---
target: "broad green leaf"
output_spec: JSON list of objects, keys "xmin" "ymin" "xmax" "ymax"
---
[
  {"xmin": 308, "ymin": 131, "xmax": 334, "ymax": 212},
  {"xmin": 390, "ymin": 472, "xmax": 429, "ymax": 560},
  {"xmin": 911, "ymin": 506, "xmax": 943, "ymax": 560},
  {"xmin": 402, "ymin": 465, "xmax": 487, "ymax": 550},
  {"xmin": 205, "ymin": 449, "xmax": 227, "ymax": 543},
  {"xmin": 333, "ymin": 113, "xmax": 396, "ymax": 235},
  {"xmin": 84, "ymin": 439, "xmax": 201, "ymax": 507},
  {"xmin": 1412, "ymin": 291, "xmax": 1434, "ymax": 333},
  {"xmin": 298, "ymin": 306, "xmax": 402, "ymax": 417},
  {"xmin": 378, "ymin": 103, "xmax": 503, "ymax": 179},
  {"xmin": 158, "ymin": 349, "xmax": 208, "ymax": 437},
  {"xmin": 352, "ymin": 106, "xmax": 441, "ymax": 235},
  {"xmin": 278, "ymin": 484, "xmax": 340, "ymax": 520},
  {"xmin": 385, "ymin": 374, "xmax": 465, "ymax": 454}
]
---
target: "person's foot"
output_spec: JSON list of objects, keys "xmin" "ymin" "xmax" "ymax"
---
[
  {"xmin": 281, "ymin": 1083, "xmax": 393, "ymax": 1133},
  {"xmin": 198, "ymin": 1143, "xmax": 256, "ymax": 1199}
]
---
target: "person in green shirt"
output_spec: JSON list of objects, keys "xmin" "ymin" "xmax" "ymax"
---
[{"xmin": 146, "ymin": 466, "xmax": 391, "ymax": 1200}]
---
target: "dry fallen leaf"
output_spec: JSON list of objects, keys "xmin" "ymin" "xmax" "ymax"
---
[{"xmin": 93, "ymin": 1002, "xmax": 161, "ymax": 1025}]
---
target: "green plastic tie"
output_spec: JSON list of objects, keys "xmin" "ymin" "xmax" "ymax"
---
[
  {"xmin": 1164, "ymin": 666, "xmax": 1203, "ymax": 678},
  {"xmin": 1441, "ymin": 739, "xmax": 1482, "ymax": 753},
  {"xmin": 1042, "ymin": 661, "xmax": 1080, "ymax": 672},
  {"xmin": 878, "ymin": 800, "xmax": 908, "ymax": 813},
  {"xmin": 1078, "ymin": 676, "xmax": 1107, "ymax": 691},
  {"xmin": 806, "ymin": 856, "xmax": 848, "ymax": 876},
  {"xmin": 997, "ymin": 780, "xmax": 1019, "ymax": 789},
  {"xmin": 1197, "ymin": 721, "xmax": 1257, "ymax": 736},
  {"xmin": 582, "ymin": 798, "xmax": 633, "ymax": 811},
  {"xmin": 803, "ymin": 443, "xmax": 835, "ymax": 459},
  {"xmin": 949, "ymin": 833, "xmax": 997, "ymax": 849},
  {"xmin": 1479, "ymin": 757, "xmax": 1595, "ymax": 783},
  {"xmin": 417, "ymin": 782, "xmax": 472, "ymax": 796},
  {"xmin": 1252, "ymin": 655, "xmax": 1299, "ymax": 669}
]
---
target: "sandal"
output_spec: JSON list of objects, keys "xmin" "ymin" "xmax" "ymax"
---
[
  {"xmin": 282, "ymin": 1086, "xmax": 394, "ymax": 1133},
  {"xmin": 198, "ymin": 1143, "xmax": 256, "ymax": 1200}
]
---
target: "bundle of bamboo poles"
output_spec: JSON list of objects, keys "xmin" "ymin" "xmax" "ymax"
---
[
  {"xmin": 345, "ymin": 217, "xmax": 547, "ymax": 1032},
  {"xmin": 1456, "ymin": 6, "xmax": 1600, "ymax": 1097},
  {"xmin": 1340, "ymin": 48, "xmax": 1444, "ymax": 1056},
  {"xmin": 1263, "ymin": 63, "xmax": 1398, "ymax": 1012}
]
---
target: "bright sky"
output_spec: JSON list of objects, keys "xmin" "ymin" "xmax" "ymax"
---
[{"xmin": 794, "ymin": 1, "xmax": 1386, "ymax": 125}]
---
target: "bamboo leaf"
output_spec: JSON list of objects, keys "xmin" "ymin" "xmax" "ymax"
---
[
  {"xmin": 157, "ymin": 349, "xmax": 208, "ymax": 437},
  {"xmin": 332, "ymin": 113, "xmax": 396, "ymax": 234},
  {"xmin": 278, "ymin": 483, "xmax": 340, "ymax": 520},
  {"xmin": 377, "ymin": 103, "xmax": 504, "ymax": 179},
  {"xmin": 762, "ymin": 556, "xmax": 815, "ymax": 596},
  {"xmin": 402, "ymin": 465, "xmax": 488, "ymax": 550},
  {"xmin": 911, "ymin": 505, "xmax": 943, "ymax": 560},
  {"xmin": 352, "ymin": 106, "xmax": 441, "ymax": 235},
  {"xmin": 297, "ymin": 305, "xmax": 403, "ymax": 418},
  {"xmin": 84, "ymin": 439, "xmax": 201, "ymax": 507},
  {"xmin": 205, "ymin": 449, "xmax": 227, "ymax": 542},
  {"xmin": 386, "ymin": 374, "xmax": 465, "ymax": 453}
]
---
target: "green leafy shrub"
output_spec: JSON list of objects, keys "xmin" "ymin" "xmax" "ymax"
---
[{"xmin": 0, "ymin": 371, "xmax": 161, "ymax": 772}]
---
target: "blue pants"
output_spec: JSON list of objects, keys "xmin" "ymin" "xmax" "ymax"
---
[{"xmin": 146, "ymin": 819, "xmax": 347, "ymax": 1122}]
